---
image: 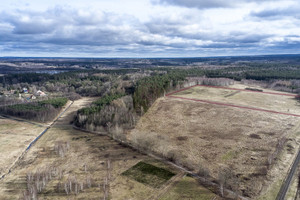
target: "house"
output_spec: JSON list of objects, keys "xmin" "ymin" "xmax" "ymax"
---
[
  {"xmin": 30, "ymin": 95, "xmax": 36, "ymax": 100},
  {"xmin": 36, "ymin": 90, "xmax": 46, "ymax": 96},
  {"xmin": 23, "ymin": 88, "xmax": 28, "ymax": 93}
]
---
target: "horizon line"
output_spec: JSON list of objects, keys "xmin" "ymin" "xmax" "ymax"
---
[{"xmin": 1, "ymin": 53, "xmax": 300, "ymax": 59}]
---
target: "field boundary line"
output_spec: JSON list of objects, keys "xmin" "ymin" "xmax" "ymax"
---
[
  {"xmin": 195, "ymin": 84, "xmax": 298, "ymax": 97},
  {"xmin": 166, "ymin": 84, "xmax": 298, "ymax": 97},
  {"xmin": 166, "ymin": 84, "xmax": 198, "ymax": 96},
  {"xmin": 168, "ymin": 95, "xmax": 300, "ymax": 117},
  {"xmin": 147, "ymin": 171, "xmax": 185, "ymax": 200}
]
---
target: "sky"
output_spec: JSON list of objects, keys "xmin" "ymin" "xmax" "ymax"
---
[{"xmin": 0, "ymin": 0, "xmax": 299, "ymax": 57}]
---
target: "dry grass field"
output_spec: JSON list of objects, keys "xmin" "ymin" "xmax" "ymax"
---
[
  {"xmin": 173, "ymin": 84, "xmax": 300, "ymax": 115},
  {"xmin": 0, "ymin": 117, "xmax": 45, "ymax": 178},
  {"xmin": 129, "ymin": 84, "xmax": 300, "ymax": 198},
  {"xmin": 0, "ymin": 97, "xmax": 219, "ymax": 200}
]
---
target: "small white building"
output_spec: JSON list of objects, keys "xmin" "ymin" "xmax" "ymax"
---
[{"xmin": 36, "ymin": 90, "xmax": 46, "ymax": 97}]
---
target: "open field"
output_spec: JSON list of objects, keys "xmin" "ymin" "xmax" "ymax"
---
[
  {"xmin": 171, "ymin": 84, "xmax": 300, "ymax": 116},
  {"xmin": 129, "ymin": 84, "xmax": 300, "ymax": 198},
  {"xmin": 0, "ymin": 97, "xmax": 219, "ymax": 199},
  {"xmin": 0, "ymin": 117, "xmax": 45, "ymax": 178}
]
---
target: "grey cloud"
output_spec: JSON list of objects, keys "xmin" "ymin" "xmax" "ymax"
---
[
  {"xmin": 145, "ymin": 14, "xmax": 194, "ymax": 36},
  {"xmin": 0, "ymin": 7, "xmax": 143, "ymax": 46},
  {"xmin": 144, "ymin": 15, "xmax": 273, "ymax": 46},
  {"xmin": 0, "ymin": 7, "xmax": 139, "ymax": 35},
  {"xmin": 0, "ymin": 5, "xmax": 299, "ymax": 57},
  {"xmin": 157, "ymin": 0, "xmax": 233, "ymax": 9},
  {"xmin": 250, "ymin": 6, "xmax": 300, "ymax": 19},
  {"xmin": 0, "ymin": 6, "xmax": 272, "ymax": 52},
  {"xmin": 156, "ymin": 0, "xmax": 283, "ymax": 9},
  {"xmin": 0, "ymin": 7, "xmax": 157, "ymax": 56},
  {"xmin": 1, "ymin": 12, "xmax": 56, "ymax": 34},
  {"xmin": 223, "ymin": 32, "xmax": 273, "ymax": 44}
]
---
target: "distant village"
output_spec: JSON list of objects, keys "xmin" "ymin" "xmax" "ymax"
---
[{"xmin": 0, "ymin": 87, "xmax": 47, "ymax": 103}]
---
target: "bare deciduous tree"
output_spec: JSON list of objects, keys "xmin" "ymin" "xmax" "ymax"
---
[
  {"xmin": 218, "ymin": 167, "xmax": 240, "ymax": 198},
  {"xmin": 21, "ymin": 166, "xmax": 57, "ymax": 199},
  {"xmin": 54, "ymin": 141, "xmax": 70, "ymax": 157}
]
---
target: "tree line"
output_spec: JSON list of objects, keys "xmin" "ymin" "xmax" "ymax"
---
[
  {"xmin": 77, "ymin": 93, "xmax": 125, "ymax": 115},
  {"xmin": 0, "ymin": 97, "xmax": 68, "ymax": 122},
  {"xmin": 133, "ymin": 71, "xmax": 188, "ymax": 112}
]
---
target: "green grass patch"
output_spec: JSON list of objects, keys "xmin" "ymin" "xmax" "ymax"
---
[
  {"xmin": 222, "ymin": 150, "xmax": 239, "ymax": 161},
  {"xmin": 176, "ymin": 90, "xmax": 193, "ymax": 95},
  {"xmin": 159, "ymin": 176, "xmax": 217, "ymax": 200},
  {"xmin": 122, "ymin": 162, "xmax": 175, "ymax": 188}
]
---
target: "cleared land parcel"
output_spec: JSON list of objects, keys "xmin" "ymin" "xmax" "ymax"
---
[{"xmin": 129, "ymin": 84, "xmax": 300, "ymax": 198}]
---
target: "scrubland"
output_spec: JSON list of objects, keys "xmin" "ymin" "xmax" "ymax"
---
[
  {"xmin": 129, "ymin": 84, "xmax": 300, "ymax": 198},
  {"xmin": 0, "ymin": 98, "xmax": 219, "ymax": 200}
]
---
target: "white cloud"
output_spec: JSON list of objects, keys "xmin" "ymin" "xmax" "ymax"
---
[{"xmin": 0, "ymin": 0, "xmax": 299, "ymax": 57}]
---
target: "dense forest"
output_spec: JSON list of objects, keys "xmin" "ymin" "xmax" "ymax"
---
[
  {"xmin": 0, "ymin": 97, "xmax": 68, "ymax": 122},
  {"xmin": 133, "ymin": 72, "xmax": 187, "ymax": 112}
]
